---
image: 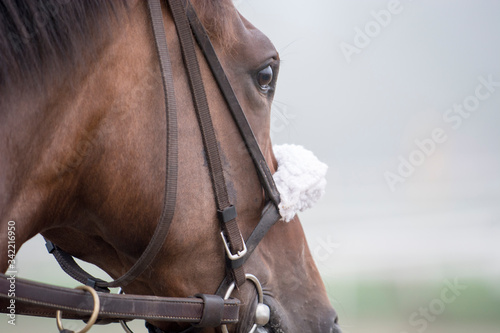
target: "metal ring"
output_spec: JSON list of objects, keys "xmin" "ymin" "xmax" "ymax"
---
[
  {"xmin": 221, "ymin": 274, "xmax": 266, "ymax": 333},
  {"xmin": 56, "ymin": 285, "xmax": 100, "ymax": 333}
]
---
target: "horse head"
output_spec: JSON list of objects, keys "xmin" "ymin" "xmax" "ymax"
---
[{"xmin": 0, "ymin": 1, "xmax": 340, "ymax": 332}]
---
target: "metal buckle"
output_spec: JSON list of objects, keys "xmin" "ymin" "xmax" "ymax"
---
[{"xmin": 220, "ymin": 231, "xmax": 247, "ymax": 260}]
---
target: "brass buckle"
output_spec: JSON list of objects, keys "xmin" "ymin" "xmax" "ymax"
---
[{"xmin": 220, "ymin": 231, "xmax": 247, "ymax": 260}]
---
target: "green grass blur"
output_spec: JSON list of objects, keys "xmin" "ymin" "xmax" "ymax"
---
[{"xmin": 326, "ymin": 278, "xmax": 500, "ymax": 333}]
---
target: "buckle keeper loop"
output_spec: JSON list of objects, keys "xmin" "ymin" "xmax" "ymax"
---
[
  {"xmin": 192, "ymin": 294, "xmax": 225, "ymax": 327},
  {"xmin": 217, "ymin": 205, "xmax": 237, "ymax": 223}
]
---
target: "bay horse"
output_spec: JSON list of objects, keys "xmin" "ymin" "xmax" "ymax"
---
[{"xmin": 0, "ymin": 0, "xmax": 340, "ymax": 332}]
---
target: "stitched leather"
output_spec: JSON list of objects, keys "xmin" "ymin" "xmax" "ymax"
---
[{"xmin": 0, "ymin": 275, "xmax": 239, "ymax": 324}]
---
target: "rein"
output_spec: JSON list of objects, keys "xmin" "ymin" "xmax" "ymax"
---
[{"xmin": 0, "ymin": 0, "xmax": 281, "ymax": 332}]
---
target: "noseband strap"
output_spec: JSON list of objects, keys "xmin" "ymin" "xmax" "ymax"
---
[{"xmin": 0, "ymin": 275, "xmax": 240, "ymax": 325}]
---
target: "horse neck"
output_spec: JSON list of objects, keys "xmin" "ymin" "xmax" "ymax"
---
[
  {"xmin": 0, "ymin": 70, "xmax": 80, "ymax": 245},
  {"xmin": 0, "ymin": 4, "xmax": 154, "ymax": 260}
]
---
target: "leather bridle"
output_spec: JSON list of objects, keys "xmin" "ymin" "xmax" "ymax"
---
[{"xmin": 0, "ymin": 0, "xmax": 282, "ymax": 332}]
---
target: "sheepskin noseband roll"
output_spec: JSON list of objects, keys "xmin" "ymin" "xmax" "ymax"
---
[{"xmin": 272, "ymin": 144, "xmax": 328, "ymax": 222}]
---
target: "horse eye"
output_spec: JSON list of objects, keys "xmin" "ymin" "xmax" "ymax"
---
[{"xmin": 257, "ymin": 65, "xmax": 273, "ymax": 91}]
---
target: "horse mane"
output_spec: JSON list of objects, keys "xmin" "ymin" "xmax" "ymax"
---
[{"xmin": 0, "ymin": 0, "xmax": 236, "ymax": 92}]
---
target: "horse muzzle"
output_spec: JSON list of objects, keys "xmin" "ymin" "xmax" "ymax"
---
[{"xmin": 257, "ymin": 294, "xmax": 342, "ymax": 333}]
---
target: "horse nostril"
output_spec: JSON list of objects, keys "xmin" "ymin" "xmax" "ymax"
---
[
  {"xmin": 321, "ymin": 314, "xmax": 342, "ymax": 333},
  {"xmin": 330, "ymin": 313, "xmax": 343, "ymax": 333},
  {"xmin": 331, "ymin": 322, "xmax": 343, "ymax": 333}
]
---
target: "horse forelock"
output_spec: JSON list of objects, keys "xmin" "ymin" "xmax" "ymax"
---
[{"xmin": 0, "ymin": 0, "xmax": 237, "ymax": 94}]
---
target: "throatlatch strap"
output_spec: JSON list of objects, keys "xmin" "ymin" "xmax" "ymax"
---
[
  {"xmin": 169, "ymin": 0, "xmax": 245, "ymax": 286},
  {"xmin": 45, "ymin": 0, "xmax": 178, "ymax": 289}
]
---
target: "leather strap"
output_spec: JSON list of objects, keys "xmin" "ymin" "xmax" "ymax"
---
[
  {"xmin": 183, "ymin": 0, "xmax": 280, "ymax": 207},
  {"xmin": 214, "ymin": 202, "xmax": 281, "ymax": 298},
  {"xmin": 230, "ymin": 202, "xmax": 281, "ymax": 270},
  {"xmin": 0, "ymin": 274, "xmax": 239, "ymax": 324},
  {"xmin": 44, "ymin": 239, "xmax": 110, "ymax": 292},
  {"xmin": 169, "ymin": 0, "xmax": 246, "ymax": 286},
  {"xmin": 45, "ymin": 0, "xmax": 179, "ymax": 289}
]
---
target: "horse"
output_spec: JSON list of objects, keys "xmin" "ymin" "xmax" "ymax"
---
[{"xmin": 0, "ymin": 0, "xmax": 340, "ymax": 332}]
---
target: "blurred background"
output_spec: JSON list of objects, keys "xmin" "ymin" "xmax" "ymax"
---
[
  {"xmin": 238, "ymin": 1, "xmax": 500, "ymax": 332},
  {"xmin": 4, "ymin": 0, "xmax": 500, "ymax": 332}
]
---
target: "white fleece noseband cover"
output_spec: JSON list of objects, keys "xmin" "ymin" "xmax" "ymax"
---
[{"xmin": 272, "ymin": 144, "xmax": 328, "ymax": 222}]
